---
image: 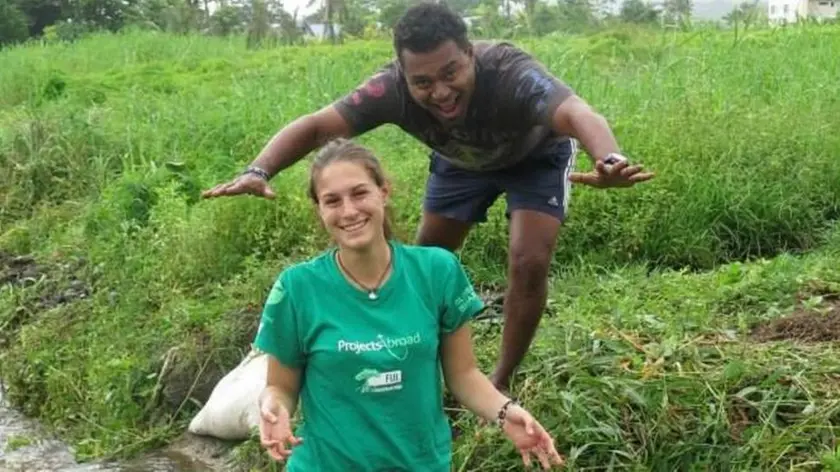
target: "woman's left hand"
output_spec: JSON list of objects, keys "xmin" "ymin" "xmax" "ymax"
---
[{"xmin": 501, "ymin": 404, "xmax": 565, "ymax": 469}]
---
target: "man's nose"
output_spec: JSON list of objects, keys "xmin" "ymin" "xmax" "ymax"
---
[{"xmin": 431, "ymin": 82, "xmax": 450, "ymax": 101}]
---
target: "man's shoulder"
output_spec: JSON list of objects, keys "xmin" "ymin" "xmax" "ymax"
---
[
  {"xmin": 331, "ymin": 59, "xmax": 409, "ymax": 133},
  {"xmin": 369, "ymin": 59, "xmax": 403, "ymax": 82},
  {"xmin": 474, "ymin": 39, "xmax": 525, "ymax": 53},
  {"xmin": 474, "ymin": 40, "xmax": 538, "ymax": 69},
  {"xmin": 274, "ymin": 249, "xmax": 335, "ymax": 289},
  {"xmin": 354, "ymin": 59, "xmax": 405, "ymax": 94}
]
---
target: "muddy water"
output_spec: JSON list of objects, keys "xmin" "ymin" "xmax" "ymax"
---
[{"xmin": 0, "ymin": 382, "xmax": 224, "ymax": 472}]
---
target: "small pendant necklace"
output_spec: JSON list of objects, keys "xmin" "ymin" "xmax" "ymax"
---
[{"xmin": 336, "ymin": 246, "xmax": 392, "ymax": 300}]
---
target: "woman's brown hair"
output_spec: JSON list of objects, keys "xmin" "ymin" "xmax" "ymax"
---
[{"xmin": 307, "ymin": 138, "xmax": 396, "ymax": 240}]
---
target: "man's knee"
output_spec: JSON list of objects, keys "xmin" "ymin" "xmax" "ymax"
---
[
  {"xmin": 415, "ymin": 211, "xmax": 473, "ymax": 252},
  {"xmin": 508, "ymin": 247, "xmax": 552, "ymax": 293},
  {"xmin": 506, "ymin": 209, "xmax": 560, "ymax": 294}
]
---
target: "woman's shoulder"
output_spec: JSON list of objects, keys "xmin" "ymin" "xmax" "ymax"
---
[
  {"xmin": 271, "ymin": 248, "xmax": 336, "ymax": 289},
  {"xmin": 394, "ymin": 241, "xmax": 461, "ymax": 273}
]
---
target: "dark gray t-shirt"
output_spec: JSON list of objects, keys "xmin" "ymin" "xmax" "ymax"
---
[{"xmin": 333, "ymin": 41, "xmax": 575, "ymax": 172}]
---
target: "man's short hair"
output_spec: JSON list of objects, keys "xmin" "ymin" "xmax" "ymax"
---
[{"xmin": 393, "ymin": 2, "xmax": 471, "ymax": 62}]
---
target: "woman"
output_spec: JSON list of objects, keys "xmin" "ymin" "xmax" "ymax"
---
[{"xmin": 252, "ymin": 138, "xmax": 564, "ymax": 471}]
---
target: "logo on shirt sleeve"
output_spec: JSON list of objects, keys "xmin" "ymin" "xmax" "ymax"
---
[
  {"xmin": 454, "ymin": 285, "xmax": 479, "ymax": 314},
  {"xmin": 266, "ymin": 282, "xmax": 286, "ymax": 305},
  {"xmin": 364, "ymin": 76, "xmax": 386, "ymax": 98}
]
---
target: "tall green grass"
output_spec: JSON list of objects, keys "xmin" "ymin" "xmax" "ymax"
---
[
  {"xmin": 2, "ymin": 24, "xmax": 840, "ymax": 469},
  {"xmin": 2, "ymin": 26, "xmax": 840, "ymax": 274}
]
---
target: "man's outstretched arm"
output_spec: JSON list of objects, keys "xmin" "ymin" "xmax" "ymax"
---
[
  {"xmin": 551, "ymin": 95, "xmax": 654, "ymax": 188},
  {"xmin": 201, "ymin": 104, "xmax": 354, "ymax": 200},
  {"xmin": 203, "ymin": 66, "xmax": 402, "ymax": 200},
  {"xmin": 551, "ymin": 95, "xmax": 620, "ymax": 165},
  {"xmin": 253, "ymin": 105, "xmax": 355, "ymax": 177}
]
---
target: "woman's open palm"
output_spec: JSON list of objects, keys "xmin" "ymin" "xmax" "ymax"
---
[
  {"xmin": 502, "ymin": 405, "xmax": 564, "ymax": 470},
  {"xmin": 259, "ymin": 398, "xmax": 302, "ymax": 462}
]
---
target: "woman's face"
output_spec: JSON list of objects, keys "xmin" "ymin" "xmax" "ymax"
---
[{"xmin": 314, "ymin": 160, "xmax": 389, "ymax": 251}]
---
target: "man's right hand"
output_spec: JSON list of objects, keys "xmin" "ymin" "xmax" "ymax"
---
[
  {"xmin": 200, "ymin": 105, "xmax": 356, "ymax": 201},
  {"xmin": 201, "ymin": 172, "xmax": 277, "ymax": 200}
]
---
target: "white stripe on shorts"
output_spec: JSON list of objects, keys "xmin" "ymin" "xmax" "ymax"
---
[{"xmin": 562, "ymin": 138, "xmax": 579, "ymax": 216}]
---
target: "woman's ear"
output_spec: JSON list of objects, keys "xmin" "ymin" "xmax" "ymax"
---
[
  {"xmin": 381, "ymin": 182, "xmax": 392, "ymax": 203},
  {"xmin": 312, "ymin": 201, "xmax": 326, "ymax": 227}
]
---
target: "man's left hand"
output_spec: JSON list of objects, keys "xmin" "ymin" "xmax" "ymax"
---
[{"xmin": 569, "ymin": 155, "xmax": 655, "ymax": 189}]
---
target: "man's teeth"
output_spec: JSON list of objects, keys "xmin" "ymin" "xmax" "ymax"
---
[{"xmin": 438, "ymin": 97, "xmax": 458, "ymax": 112}]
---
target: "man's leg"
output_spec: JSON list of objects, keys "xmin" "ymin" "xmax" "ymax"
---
[
  {"xmin": 489, "ymin": 210, "xmax": 562, "ymax": 392},
  {"xmin": 489, "ymin": 138, "xmax": 577, "ymax": 392},
  {"xmin": 420, "ymin": 151, "xmax": 502, "ymax": 437},
  {"xmin": 417, "ymin": 152, "xmax": 501, "ymax": 250},
  {"xmin": 416, "ymin": 211, "xmax": 472, "ymax": 251}
]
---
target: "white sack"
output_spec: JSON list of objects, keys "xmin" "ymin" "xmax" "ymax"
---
[{"xmin": 188, "ymin": 349, "xmax": 267, "ymax": 440}]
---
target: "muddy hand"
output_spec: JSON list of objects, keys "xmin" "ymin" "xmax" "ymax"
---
[
  {"xmin": 569, "ymin": 157, "xmax": 655, "ymax": 189},
  {"xmin": 202, "ymin": 171, "xmax": 276, "ymax": 200}
]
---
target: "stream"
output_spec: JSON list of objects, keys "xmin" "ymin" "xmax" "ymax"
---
[
  {"xmin": 0, "ymin": 381, "xmax": 224, "ymax": 472},
  {"xmin": 1, "ymin": 253, "xmax": 234, "ymax": 471}
]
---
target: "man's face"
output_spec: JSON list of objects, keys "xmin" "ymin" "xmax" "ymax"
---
[{"xmin": 399, "ymin": 40, "xmax": 476, "ymax": 123}]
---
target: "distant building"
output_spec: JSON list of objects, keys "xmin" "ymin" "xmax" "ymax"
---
[
  {"xmin": 768, "ymin": 0, "xmax": 837, "ymax": 22},
  {"xmin": 295, "ymin": 19, "xmax": 343, "ymax": 40}
]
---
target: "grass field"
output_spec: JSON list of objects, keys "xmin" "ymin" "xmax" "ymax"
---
[{"xmin": 2, "ymin": 23, "xmax": 840, "ymax": 470}]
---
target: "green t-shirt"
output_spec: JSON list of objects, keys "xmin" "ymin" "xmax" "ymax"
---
[{"xmin": 252, "ymin": 241, "xmax": 485, "ymax": 472}]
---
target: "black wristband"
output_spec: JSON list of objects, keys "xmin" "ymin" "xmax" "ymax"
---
[
  {"xmin": 242, "ymin": 166, "xmax": 270, "ymax": 181},
  {"xmin": 602, "ymin": 153, "xmax": 627, "ymax": 165}
]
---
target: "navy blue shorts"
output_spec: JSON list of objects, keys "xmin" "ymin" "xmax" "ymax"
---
[{"xmin": 423, "ymin": 138, "xmax": 578, "ymax": 223}]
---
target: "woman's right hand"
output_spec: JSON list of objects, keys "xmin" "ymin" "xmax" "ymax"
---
[{"xmin": 259, "ymin": 394, "xmax": 302, "ymax": 462}]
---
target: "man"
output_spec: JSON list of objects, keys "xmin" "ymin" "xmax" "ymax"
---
[{"xmin": 202, "ymin": 2, "xmax": 654, "ymax": 393}]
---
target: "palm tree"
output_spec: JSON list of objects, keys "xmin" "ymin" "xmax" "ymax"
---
[{"xmin": 306, "ymin": 0, "xmax": 348, "ymax": 43}]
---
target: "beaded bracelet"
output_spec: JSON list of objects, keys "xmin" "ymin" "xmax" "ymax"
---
[{"xmin": 496, "ymin": 399, "xmax": 518, "ymax": 427}]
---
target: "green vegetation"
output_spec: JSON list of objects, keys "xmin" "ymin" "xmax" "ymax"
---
[
  {"xmin": 0, "ymin": 0, "xmax": 706, "ymax": 50},
  {"xmin": 4, "ymin": 434, "xmax": 34, "ymax": 452},
  {"xmin": 2, "ymin": 23, "xmax": 840, "ymax": 471}
]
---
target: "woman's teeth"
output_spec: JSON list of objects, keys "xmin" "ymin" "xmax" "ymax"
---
[{"xmin": 343, "ymin": 220, "xmax": 367, "ymax": 232}]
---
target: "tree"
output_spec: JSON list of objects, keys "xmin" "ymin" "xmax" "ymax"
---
[
  {"xmin": 663, "ymin": 0, "xmax": 692, "ymax": 26},
  {"xmin": 558, "ymin": 0, "xmax": 598, "ymax": 33},
  {"xmin": 209, "ymin": 4, "xmax": 245, "ymax": 34},
  {"xmin": 0, "ymin": 0, "xmax": 29, "ymax": 46},
  {"xmin": 620, "ymin": 0, "xmax": 659, "ymax": 23},
  {"xmin": 723, "ymin": 0, "xmax": 765, "ymax": 28},
  {"xmin": 17, "ymin": 0, "xmax": 67, "ymax": 36},
  {"xmin": 70, "ymin": 0, "xmax": 138, "ymax": 31}
]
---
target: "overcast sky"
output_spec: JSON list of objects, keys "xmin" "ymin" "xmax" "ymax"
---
[{"xmin": 248, "ymin": 0, "xmax": 743, "ymax": 22}]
